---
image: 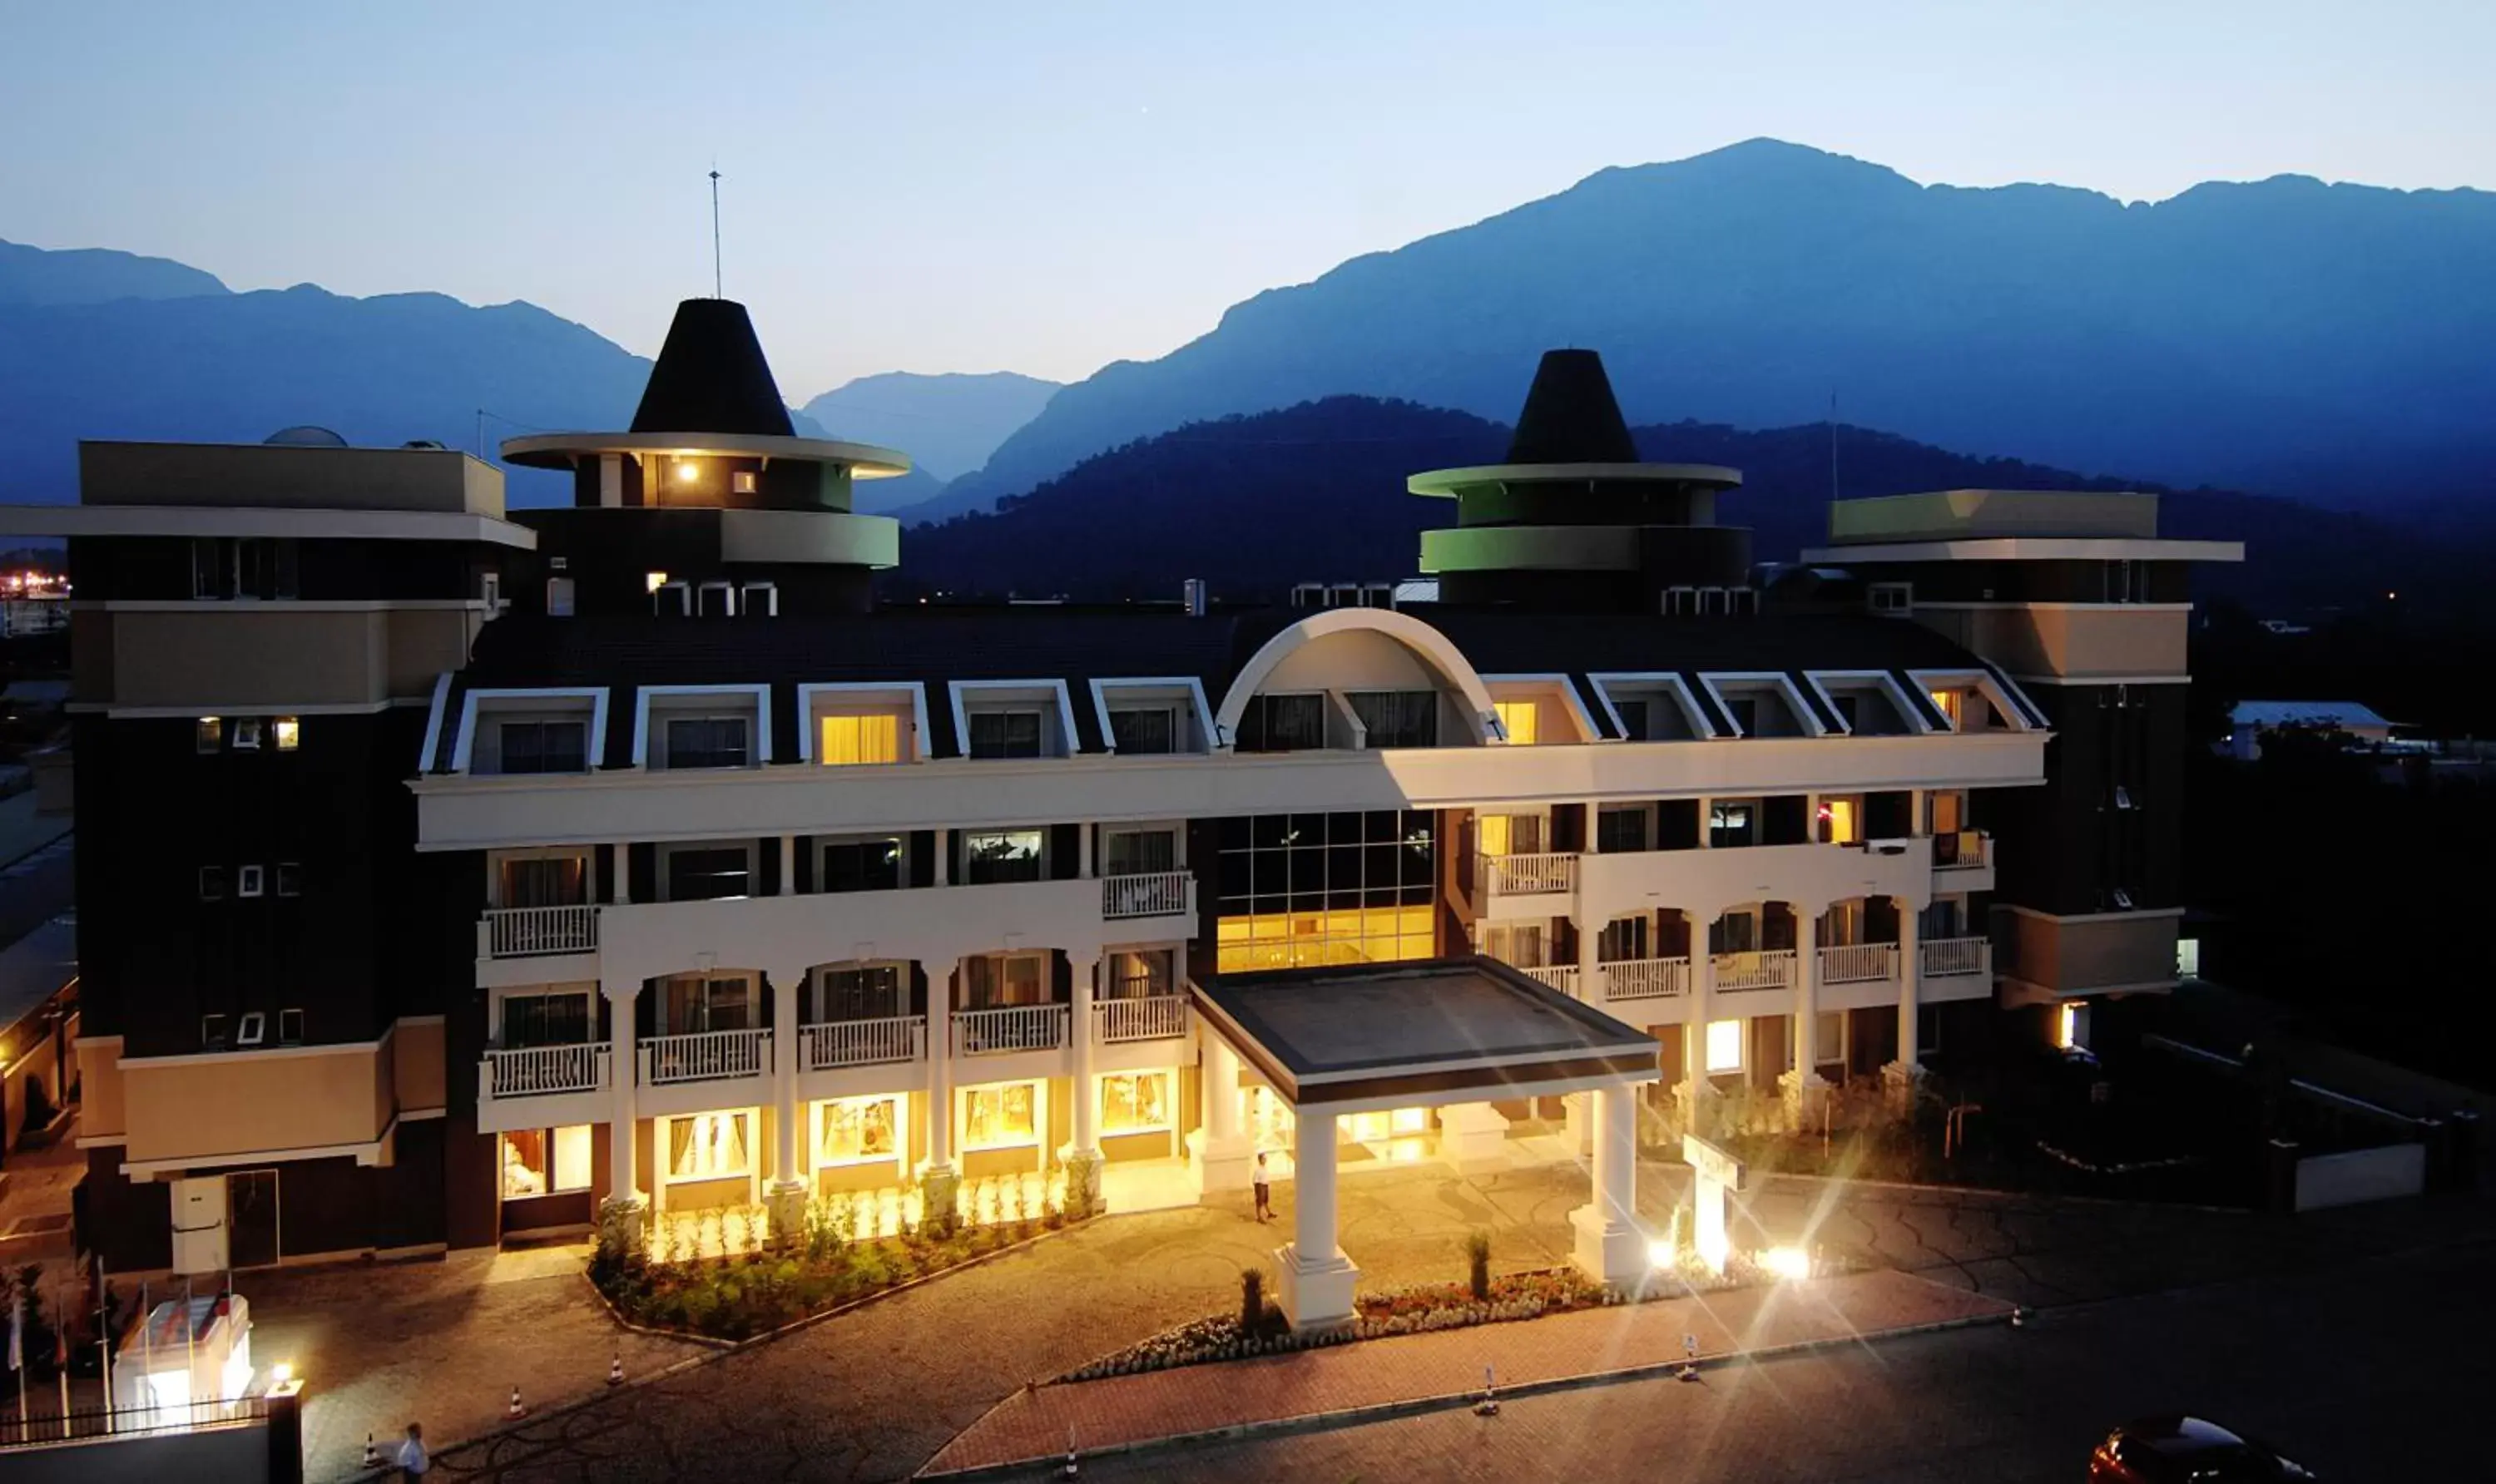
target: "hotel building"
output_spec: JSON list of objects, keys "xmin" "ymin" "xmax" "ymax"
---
[{"xmin": 6, "ymin": 302, "xmax": 2234, "ymax": 1328}]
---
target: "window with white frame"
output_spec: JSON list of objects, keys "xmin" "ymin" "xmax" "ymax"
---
[
  {"xmin": 819, "ymin": 710, "xmax": 903, "ymax": 765},
  {"xmin": 740, "ymin": 581, "xmax": 777, "ymax": 617},
  {"xmin": 966, "ymin": 708, "xmax": 1044, "ymax": 759},
  {"xmin": 1108, "ymin": 705, "xmax": 1176, "ymax": 754},
  {"xmin": 1102, "ymin": 826, "xmax": 1176, "ymax": 878},
  {"xmin": 1704, "ymin": 1018, "xmax": 1744, "ymax": 1074},
  {"xmin": 662, "ymin": 715, "xmax": 751, "ymax": 770},
  {"xmin": 812, "ymin": 962, "xmax": 905, "ymax": 1021},
  {"xmin": 493, "ymin": 718, "xmax": 591, "ymax": 774},
  {"xmin": 499, "ymin": 988, "xmax": 594, "ymax": 1048},
  {"xmin": 661, "ymin": 972, "xmax": 754, "ymax": 1033},
  {"xmin": 816, "ymin": 1095, "xmax": 901, "ymax": 1165},
  {"xmin": 501, "ymin": 1125, "xmax": 594, "ymax": 1199},
  {"xmin": 1592, "ymin": 676, "xmax": 1707, "ymax": 741},
  {"xmin": 666, "ymin": 1111, "xmax": 752, "ymax": 1181},
  {"xmin": 661, "ymin": 843, "xmax": 755, "ymax": 902},
  {"xmin": 964, "ymin": 952, "xmax": 1048, "ymax": 1008},
  {"xmin": 961, "ymin": 1082, "xmax": 1040, "ymax": 1150},
  {"xmin": 1100, "ymin": 1071, "xmax": 1173, "ymax": 1135},
  {"xmin": 1704, "ymin": 676, "xmax": 1814, "ymax": 738},
  {"xmin": 960, "ymin": 829, "xmax": 1044, "ymax": 885}
]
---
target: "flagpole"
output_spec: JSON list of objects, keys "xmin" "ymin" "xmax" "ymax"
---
[{"xmin": 96, "ymin": 1259, "xmax": 111, "ymax": 1437}]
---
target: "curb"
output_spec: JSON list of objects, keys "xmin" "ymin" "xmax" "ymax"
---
[
  {"xmin": 0, "ymin": 824, "xmax": 71, "ymax": 877},
  {"xmin": 343, "ymin": 1214, "xmax": 1110, "ymax": 1482},
  {"xmin": 912, "ymin": 1303, "xmax": 2017, "ymax": 1479}
]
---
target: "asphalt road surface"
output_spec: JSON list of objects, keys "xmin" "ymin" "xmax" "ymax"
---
[{"xmin": 1043, "ymin": 1229, "xmax": 2491, "ymax": 1482}]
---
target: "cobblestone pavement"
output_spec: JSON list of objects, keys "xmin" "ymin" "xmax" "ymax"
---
[{"xmin": 353, "ymin": 1156, "xmax": 2493, "ymax": 1483}]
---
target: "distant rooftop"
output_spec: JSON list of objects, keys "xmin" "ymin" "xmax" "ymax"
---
[
  {"xmin": 2230, "ymin": 700, "xmax": 2396, "ymax": 733},
  {"xmin": 1827, "ymin": 489, "xmax": 2162, "ymax": 544}
]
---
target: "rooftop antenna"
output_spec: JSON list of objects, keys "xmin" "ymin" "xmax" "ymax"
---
[{"xmin": 708, "ymin": 166, "xmax": 724, "ymax": 299}]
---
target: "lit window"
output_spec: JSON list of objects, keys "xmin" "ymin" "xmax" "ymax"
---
[
  {"xmin": 961, "ymin": 1082, "xmax": 1040, "ymax": 1151},
  {"xmin": 666, "ymin": 1111, "xmax": 751, "ymax": 1181},
  {"xmin": 961, "ymin": 831, "xmax": 1045, "ymax": 887},
  {"xmin": 816, "ymin": 1096, "xmax": 901, "ymax": 1166},
  {"xmin": 502, "ymin": 1125, "xmax": 595, "ymax": 1199},
  {"xmin": 235, "ymin": 1012, "xmax": 266, "ymax": 1047},
  {"xmin": 1820, "ymin": 798, "xmax": 1860, "ymax": 845},
  {"xmin": 2176, "ymin": 937, "xmax": 2201, "ymax": 977},
  {"xmin": 731, "ymin": 470, "xmax": 757, "ymax": 494},
  {"xmin": 1494, "ymin": 700, "xmax": 1538, "ymax": 745},
  {"xmin": 1705, "ymin": 1018, "xmax": 1744, "ymax": 1074},
  {"xmin": 234, "ymin": 718, "xmax": 263, "ymax": 751},
  {"xmin": 1929, "ymin": 690, "xmax": 1962, "ymax": 730},
  {"xmin": 2055, "ymin": 1002, "xmax": 2089, "ymax": 1052},
  {"xmin": 645, "ymin": 571, "xmax": 670, "ymax": 594},
  {"xmin": 273, "ymin": 717, "xmax": 300, "ymax": 752},
  {"xmin": 819, "ymin": 713, "xmax": 901, "ymax": 766},
  {"xmin": 1815, "ymin": 1011, "xmax": 1845, "ymax": 1067},
  {"xmin": 196, "ymin": 716, "xmax": 223, "ymax": 753},
  {"xmin": 1100, "ymin": 1072, "xmax": 1173, "ymax": 1135}
]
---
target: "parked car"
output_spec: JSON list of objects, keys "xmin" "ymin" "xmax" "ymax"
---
[{"xmin": 2091, "ymin": 1417, "xmax": 2314, "ymax": 1481}]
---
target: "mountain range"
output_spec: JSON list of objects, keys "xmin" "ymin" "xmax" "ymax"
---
[
  {"xmin": 799, "ymin": 371, "xmax": 1060, "ymax": 489},
  {"xmin": 942, "ymin": 139, "xmax": 2496, "ymax": 522},
  {"xmin": 899, "ymin": 394, "xmax": 2453, "ymax": 620}
]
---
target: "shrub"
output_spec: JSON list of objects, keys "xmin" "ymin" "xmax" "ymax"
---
[{"xmin": 1239, "ymin": 1267, "xmax": 1265, "ymax": 1333}]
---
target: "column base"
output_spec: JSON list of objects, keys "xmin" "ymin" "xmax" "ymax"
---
[
  {"xmin": 1569, "ymin": 1202, "xmax": 1649, "ymax": 1289},
  {"xmin": 1560, "ymin": 1091, "xmax": 1594, "ymax": 1157},
  {"xmin": 1880, "ymin": 1060, "xmax": 1923, "ymax": 1119},
  {"xmin": 1437, "ymin": 1101, "xmax": 1508, "ymax": 1171},
  {"xmin": 917, "ymin": 1162, "xmax": 961, "ymax": 1230},
  {"xmin": 765, "ymin": 1178, "xmax": 809, "ymax": 1244},
  {"xmin": 1778, "ymin": 1068, "xmax": 1831, "ymax": 1130},
  {"xmin": 1187, "ymin": 1129, "xmax": 1256, "ymax": 1195},
  {"xmin": 597, "ymin": 1193, "xmax": 649, "ymax": 1259},
  {"xmin": 1274, "ymin": 1241, "xmax": 1360, "ymax": 1332},
  {"xmin": 1059, "ymin": 1144, "xmax": 1103, "ymax": 1217}
]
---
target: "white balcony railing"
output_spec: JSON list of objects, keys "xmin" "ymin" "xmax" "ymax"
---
[
  {"xmin": 1478, "ymin": 852, "xmax": 1578, "ymax": 896},
  {"xmin": 953, "ymin": 1004, "xmax": 1071, "ymax": 1056},
  {"xmin": 800, "ymin": 1016, "xmax": 924, "ymax": 1071},
  {"xmin": 1933, "ymin": 831, "xmax": 1990, "ymax": 871},
  {"xmin": 1601, "ymin": 956, "xmax": 1691, "ymax": 1002},
  {"xmin": 641, "ymin": 1027, "xmax": 771, "ymax": 1086},
  {"xmin": 1093, "ymin": 996, "xmax": 1189, "ymax": 1043},
  {"xmin": 483, "ymin": 1042, "xmax": 609, "ymax": 1098},
  {"xmin": 483, "ymin": 904, "xmax": 597, "ymax": 958},
  {"xmin": 1923, "ymin": 936, "xmax": 1993, "ymax": 978},
  {"xmin": 1520, "ymin": 964, "xmax": 1581, "ymax": 997},
  {"xmin": 1102, "ymin": 871, "xmax": 1191, "ymax": 920},
  {"xmin": 1818, "ymin": 942, "xmax": 1900, "ymax": 985},
  {"xmin": 1712, "ymin": 948, "xmax": 1797, "ymax": 994}
]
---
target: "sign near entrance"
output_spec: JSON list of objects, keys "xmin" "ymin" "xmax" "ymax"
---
[{"xmin": 1682, "ymin": 1134, "xmax": 1747, "ymax": 1193}]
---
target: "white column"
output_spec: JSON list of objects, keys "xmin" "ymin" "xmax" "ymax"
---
[
  {"xmin": 1576, "ymin": 913, "xmax": 1601, "ymax": 1002},
  {"xmin": 1695, "ymin": 797, "xmax": 1712, "ymax": 848},
  {"xmin": 778, "ymin": 835, "xmax": 796, "ymax": 896},
  {"xmin": 931, "ymin": 829, "xmax": 949, "ymax": 887},
  {"xmin": 921, "ymin": 959, "xmax": 959, "ymax": 1224},
  {"xmin": 1077, "ymin": 824, "xmax": 1094, "ymax": 879},
  {"xmin": 1191, "ymin": 1034, "xmax": 1254, "ymax": 1194},
  {"xmin": 1275, "ymin": 1109, "xmax": 1358, "ymax": 1330},
  {"xmin": 1896, "ymin": 900, "xmax": 1922, "ymax": 1069},
  {"xmin": 612, "ymin": 844, "xmax": 631, "ymax": 904},
  {"xmin": 1069, "ymin": 957, "xmax": 1100, "ymax": 1155},
  {"xmin": 767, "ymin": 970, "xmax": 806, "ymax": 1236},
  {"xmin": 1689, "ymin": 915, "xmax": 1716, "ymax": 1081},
  {"xmin": 606, "ymin": 983, "xmax": 641, "ymax": 1211},
  {"xmin": 1795, "ymin": 906, "xmax": 1823, "ymax": 1084},
  {"xmin": 1571, "ymin": 1084, "xmax": 1646, "ymax": 1288}
]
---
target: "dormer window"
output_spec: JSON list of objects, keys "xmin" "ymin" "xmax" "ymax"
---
[
  {"xmin": 1809, "ymin": 672, "xmax": 1924, "ymax": 736},
  {"xmin": 968, "ymin": 710, "xmax": 1042, "ymax": 759},
  {"xmin": 697, "ymin": 581, "xmax": 736, "ymax": 618},
  {"xmin": 500, "ymin": 720, "xmax": 590, "ymax": 774},
  {"xmin": 1701, "ymin": 674, "xmax": 1822, "ymax": 738},
  {"xmin": 1234, "ymin": 693, "xmax": 1325, "ymax": 753},
  {"xmin": 654, "ymin": 581, "xmax": 691, "ymax": 617},
  {"xmin": 803, "ymin": 683, "xmax": 927, "ymax": 765},
  {"xmin": 666, "ymin": 716, "xmax": 750, "ymax": 770},
  {"xmin": 1587, "ymin": 675, "xmax": 1711, "ymax": 741},
  {"xmin": 1348, "ymin": 690, "xmax": 1439, "ymax": 749},
  {"xmin": 1091, "ymin": 678, "xmax": 1213, "ymax": 755},
  {"xmin": 952, "ymin": 680, "xmax": 1077, "ymax": 759},
  {"xmin": 456, "ymin": 688, "xmax": 608, "ymax": 775},
  {"xmin": 1109, "ymin": 706, "xmax": 1176, "ymax": 754},
  {"xmin": 640, "ymin": 685, "xmax": 769, "ymax": 770}
]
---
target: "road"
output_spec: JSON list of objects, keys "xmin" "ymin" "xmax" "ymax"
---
[{"xmin": 1044, "ymin": 1229, "xmax": 2491, "ymax": 1482}]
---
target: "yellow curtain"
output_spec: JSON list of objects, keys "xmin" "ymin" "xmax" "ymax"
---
[
  {"xmin": 820, "ymin": 713, "xmax": 900, "ymax": 766},
  {"xmin": 1494, "ymin": 700, "xmax": 1538, "ymax": 745}
]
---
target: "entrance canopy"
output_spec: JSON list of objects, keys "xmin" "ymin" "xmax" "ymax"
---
[{"xmin": 1191, "ymin": 957, "xmax": 1660, "ymax": 1114}]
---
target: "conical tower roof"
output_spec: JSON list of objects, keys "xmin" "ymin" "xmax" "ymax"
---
[
  {"xmin": 1502, "ymin": 349, "xmax": 1637, "ymax": 464},
  {"xmin": 630, "ymin": 299, "xmax": 795, "ymax": 438}
]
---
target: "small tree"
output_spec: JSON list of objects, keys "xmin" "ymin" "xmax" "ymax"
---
[
  {"xmin": 1239, "ymin": 1266, "xmax": 1266, "ymax": 1333},
  {"xmin": 1461, "ymin": 1229, "xmax": 1493, "ymax": 1301}
]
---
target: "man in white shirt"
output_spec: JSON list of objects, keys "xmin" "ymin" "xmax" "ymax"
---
[{"xmin": 397, "ymin": 1422, "xmax": 429, "ymax": 1478}]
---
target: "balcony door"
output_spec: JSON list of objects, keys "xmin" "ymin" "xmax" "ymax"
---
[
  {"xmin": 1102, "ymin": 828, "xmax": 1176, "ymax": 878},
  {"xmin": 964, "ymin": 952, "xmax": 1048, "ymax": 1010},
  {"xmin": 1478, "ymin": 814, "xmax": 1545, "ymax": 857},
  {"xmin": 661, "ymin": 974, "xmax": 753, "ymax": 1035},
  {"xmin": 812, "ymin": 962, "xmax": 904, "ymax": 1022},
  {"xmin": 499, "ymin": 855, "xmax": 588, "ymax": 909}
]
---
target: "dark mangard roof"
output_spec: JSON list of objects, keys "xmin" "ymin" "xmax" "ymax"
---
[
  {"xmin": 630, "ymin": 299, "xmax": 796, "ymax": 438},
  {"xmin": 438, "ymin": 602, "xmax": 1998, "ymax": 770},
  {"xmin": 1191, "ymin": 957, "xmax": 1661, "ymax": 1108},
  {"xmin": 1503, "ymin": 349, "xmax": 1638, "ymax": 464}
]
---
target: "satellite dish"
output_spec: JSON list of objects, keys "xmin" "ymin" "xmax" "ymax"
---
[
  {"xmin": 401, "ymin": 439, "xmax": 447, "ymax": 450},
  {"xmin": 263, "ymin": 425, "xmax": 348, "ymax": 448}
]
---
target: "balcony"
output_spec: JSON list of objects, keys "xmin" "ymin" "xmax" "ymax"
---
[
  {"xmin": 1713, "ymin": 948, "xmax": 1796, "ymax": 996},
  {"xmin": 640, "ymin": 1027, "xmax": 772, "ymax": 1086},
  {"xmin": 1093, "ymin": 995, "xmax": 1189, "ymax": 1044},
  {"xmin": 1519, "ymin": 964, "xmax": 1581, "ymax": 997},
  {"xmin": 1818, "ymin": 942, "xmax": 1900, "ymax": 986},
  {"xmin": 1102, "ymin": 870, "xmax": 1192, "ymax": 923},
  {"xmin": 476, "ymin": 1041, "xmax": 612, "ymax": 1134},
  {"xmin": 1931, "ymin": 830, "xmax": 1989, "ymax": 871},
  {"xmin": 1477, "ymin": 852, "xmax": 1578, "ymax": 905},
  {"xmin": 953, "ymin": 1004, "xmax": 1070, "ymax": 1056},
  {"xmin": 1600, "ymin": 956, "xmax": 1691, "ymax": 1002},
  {"xmin": 1922, "ymin": 936, "xmax": 1993, "ymax": 978},
  {"xmin": 480, "ymin": 904, "xmax": 598, "ymax": 958},
  {"xmin": 800, "ymin": 1016, "xmax": 925, "ymax": 1071},
  {"xmin": 483, "ymin": 1041, "xmax": 608, "ymax": 1097}
]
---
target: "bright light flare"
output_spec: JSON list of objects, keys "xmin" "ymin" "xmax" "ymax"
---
[
  {"xmin": 1761, "ymin": 1245, "xmax": 1811, "ymax": 1280},
  {"xmin": 1647, "ymin": 1238, "xmax": 1676, "ymax": 1269}
]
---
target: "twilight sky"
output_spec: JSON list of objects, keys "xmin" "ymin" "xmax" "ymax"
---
[{"xmin": 7, "ymin": 1, "xmax": 2490, "ymax": 398}]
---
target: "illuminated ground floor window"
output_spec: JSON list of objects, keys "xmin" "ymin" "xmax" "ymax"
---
[
  {"xmin": 1705, "ymin": 1018, "xmax": 1745, "ymax": 1075},
  {"xmin": 815, "ymin": 1094, "xmax": 904, "ymax": 1168},
  {"xmin": 1100, "ymin": 1071, "xmax": 1174, "ymax": 1135},
  {"xmin": 961, "ymin": 1080, "xmax": 1043, "ymax": 1151},
  {"xmin": 665, "ymin": 1110, "xmax": 753, "ymax": 1182},
  {"xmin": 500, "ymin": 1125, "xmax": 593, "ymax": 1200}
]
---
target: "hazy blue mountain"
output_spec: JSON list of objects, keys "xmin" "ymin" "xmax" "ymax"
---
[
  {"xmin": 898, "ymin": 394, "xmax": 2458, "ymax": 618},
  {"xmin": 0, "ymin": 245, "xmax": 853, "ymax": 509},
  {"xmin": 800, "ymin": 370, "xmax": 1059, "ymax": 489},
  {"xmin": 0, "ymin": 236, "xmax": 229, "ymax": 305},
  {"xmin": 944, "ymin": 140, "xmax": 2496, "ymax": 518}
]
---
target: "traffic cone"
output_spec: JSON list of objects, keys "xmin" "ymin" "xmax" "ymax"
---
[
  {"xmin": 362, "ymin": 1432, "xmax": 380, "ymax": 1467},
  {"xmin": 1062, "ymin": 1423, "xmax": 1079, "ymax": 1477},
  {"xmin": 2011, "ymin": 1307, "xmax": 2030, "ymax": 1330},
  {"xmin": 608, "ymin": 1352, "xmax": 624, "ymax": 1386},
  {"xmin": 508, "ymin": 1384, "xmax": 527, "ymax": 1420},
  {"xmin": 1473, "ymin": 1363, "xmax": 1500, "ymax": 1417}
]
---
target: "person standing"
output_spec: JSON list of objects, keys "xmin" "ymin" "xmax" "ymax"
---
[
  {"xmin": 397, "ymin": 1422, "xmax": 429, "ymax": 1479},
  {"xmin": 1252, "ymin": 1152, "xmax": 1273, "ymax": 1222}
]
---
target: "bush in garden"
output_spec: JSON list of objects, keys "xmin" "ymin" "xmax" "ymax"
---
[{"xmin": 1462, "ymin": 1229, "xmax": 1493, "ymax": 1300}]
